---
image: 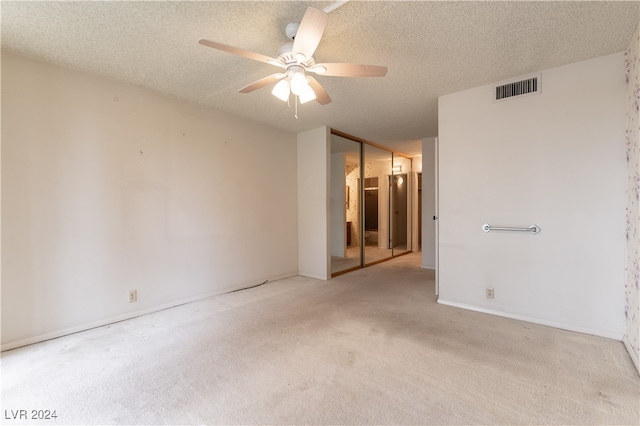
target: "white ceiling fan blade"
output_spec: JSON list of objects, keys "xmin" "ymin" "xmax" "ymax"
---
[
  {"xmin": 307, "ymin": 76, "xmax": 332, "ymax": 105},
  {"xmin": 239, "ymin": 73, "xmax": 286, "ymax": 93},
  {"xmin": 292, "ymin": 7, "xmax": 328, "ymax": 60},
  {"xmin": 313, "ymin": 63, "xmax": 388, "ymax": 77},
  {"xmin": 199, "ymin": 39, "xmax": 285, "ymax": 68}
]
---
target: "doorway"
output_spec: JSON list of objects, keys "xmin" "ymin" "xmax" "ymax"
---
[
  {"xmin": 392, "ymin": 173, "xmax": 408, "ymax": 251},
  {"xmin": 364, "ymin": 187, "xmax": 379, "ymax": 244}
]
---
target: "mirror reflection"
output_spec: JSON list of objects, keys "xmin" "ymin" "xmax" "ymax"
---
[
  {"xmin": 330, "ymin": 135, "xmax": 362, "ymax": 275},
  {"xmin": 363, "ymin": 144, "xmax": 393, "ymax": 265},
  {"xmin": 330, "ymin": 130, "xmax": 414, "ymax": 276},
  {"xmin": 391, "ymin": 155, "xmax": 412, "ymax": 256}
]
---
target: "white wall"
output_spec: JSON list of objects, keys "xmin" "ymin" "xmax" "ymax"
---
[
  {"xmin": 438, "ymin": 53, "xmax": 626, "ymax": 339},
  {"xmin": 421, "ymin": 138, "xmax": 437, "ymax": 269},
  {"xmin": 330, "ymin": 153, "xmax": 346, "ymax": 257},
  {"xmin": 297, "ymin": 127, "xmax": 330, "ymax": 280},
  {"xmin": 1, "ymin": 53, "xmax": 299, "ymax": 349}
]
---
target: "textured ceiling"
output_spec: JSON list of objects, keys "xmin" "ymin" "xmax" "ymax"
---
[{"xmin": 2, "ymin": 1, "xmax": 639, "ymax": 155}]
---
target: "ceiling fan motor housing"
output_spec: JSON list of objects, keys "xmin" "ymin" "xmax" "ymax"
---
[{"xmin": 277, "ymin": 42, "xmax": 315, "ymax": 68}]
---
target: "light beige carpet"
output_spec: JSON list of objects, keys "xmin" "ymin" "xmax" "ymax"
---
[{"xmin": 2, "ymin": 253, "xmax": 639, "ymax": 425}]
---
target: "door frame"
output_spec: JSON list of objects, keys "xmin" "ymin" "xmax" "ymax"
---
[{"xmin": 434, "ymin": 137, "xmax": 439, "ymax": 297}]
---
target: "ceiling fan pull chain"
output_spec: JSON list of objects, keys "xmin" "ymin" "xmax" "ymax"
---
[{"xmin": 295, "ymin": 96, "xmax": 299, "ymax": 120}]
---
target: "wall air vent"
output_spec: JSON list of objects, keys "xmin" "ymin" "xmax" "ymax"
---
[{"xmin": 495, "ymin": 76, "xmax": 540, "ymax": 101}]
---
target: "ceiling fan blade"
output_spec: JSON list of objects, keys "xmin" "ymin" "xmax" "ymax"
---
[
  {"xmin": 307, "ymin": 76, "xmax": 332, "ymax": 105},
  {"xmin": 292, "ymin": 7, "xmax": 328, "ymax": 60},
  {"xmin": 313, "ymin": 63, "xmax": 388, "ymax": 77},
  {"xmin": 238, "ymin": 73, "xmax": 285, "ymax": 93},
  {"xmin": 199, "ymin": 39, "xmax": 284, "ymax": 68}
]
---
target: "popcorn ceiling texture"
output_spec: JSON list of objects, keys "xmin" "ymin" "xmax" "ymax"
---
[{"xmin": 2, "ymin": 1, "xmax": 639, "ymax": 149}]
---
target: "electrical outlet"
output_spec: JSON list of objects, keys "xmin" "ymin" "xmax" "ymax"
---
[
  {"xmin": 128, "ymin": 290, "xmax": 137, "ymax": 303},
  {"xmin": 486, "ymin": 287, "xmax": 494, "ymax": 299}
]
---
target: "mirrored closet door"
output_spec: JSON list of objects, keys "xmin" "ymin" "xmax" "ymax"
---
[
  {"xmin": 363, "ymin": 143, "xmax": 393, "ymax": 266},
  {"xmin": 330, "ymin": 130, "xmax": 413, "ymax": 277},
  {"xmin": 330, "ymin": 134, "xmax": 362, "ymax": 275}
]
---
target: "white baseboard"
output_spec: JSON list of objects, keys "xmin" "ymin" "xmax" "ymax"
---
[
  {"xmin": 299, "ymin": 271, "xmax": 329, "ymax": 280},
  {"xmin": 623, "ymin": 336, "xmax": 640, "ymax": 375},
  {"xmin": 437, "ymin": 299, "xmax": 624, "ymax": 341},
  {"xmin": 421, "ymin": 265, "xmax": 436, "ymax": 270},
  {"xmin": 1, "ymin": 272, "xmax": 298, "ymax": 352}
]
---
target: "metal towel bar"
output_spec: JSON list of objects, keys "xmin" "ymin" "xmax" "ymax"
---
[{"xmin": 482, "ymin": 223, "xmax": 541, "ymax": 235}]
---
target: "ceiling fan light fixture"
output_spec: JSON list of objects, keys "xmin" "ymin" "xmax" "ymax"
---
[
  {"xmin": 272, "ymin": 79, "xmax": 291, "ymax": 101},
  {"xmin": 290, "ymin": 71, "xmax": 309, "ymax": 96},
  {"xmin": 298, "ymin": 83, "xmax": 317, "ymax": 104}
]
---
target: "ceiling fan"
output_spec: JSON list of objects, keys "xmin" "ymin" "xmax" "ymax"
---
[{"xmin": 198, "ymin": 6, "xmax": 387, "ymax": 107}]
